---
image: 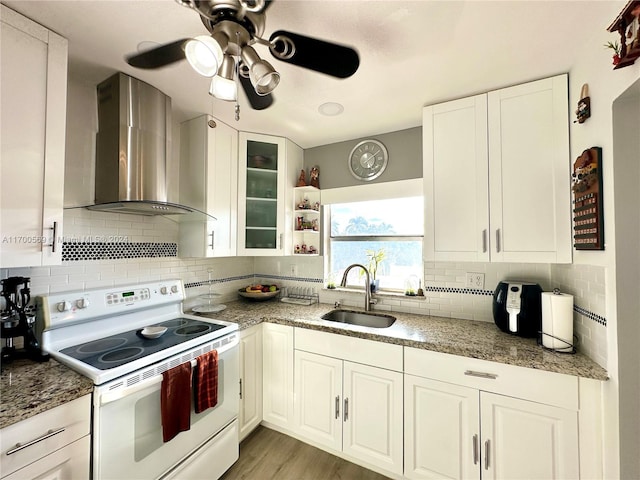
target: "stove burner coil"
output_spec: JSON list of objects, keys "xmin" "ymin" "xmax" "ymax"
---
[
  {"xmin": 175, "ymin": 324, "xmax": 211, "ymax": 336},
  {"xmin": 99, "ymin": 346, "xmax": 145, "ymax": 363},
  {"xmin": 77, "ymin": 337, "xmax": 128, "ymax": 354}
]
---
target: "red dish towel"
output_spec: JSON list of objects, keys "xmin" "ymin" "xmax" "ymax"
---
[
  {"xmin": 161, "ymin": 362, "xmax": 192, "ymax": 442},
  {"xmin": 194, "ymin": 350, "xmax": 219, "ymax": 414}
]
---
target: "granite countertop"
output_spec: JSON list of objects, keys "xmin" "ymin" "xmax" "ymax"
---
[
  {"xmin": 198, "ymin": 299, "xmax": 609, "ymax": 381},
  {"xmin": 0, "ymin": 358, "xmax": 94, "ymax": 430}
]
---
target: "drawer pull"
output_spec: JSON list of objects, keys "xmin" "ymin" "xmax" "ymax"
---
[
  {"xmin": 6, "ymin": 427, "xmax": 65, "ymax": 455},
  {"xmin": 335, "ymin": 396, "xmax": 340, "ymax": 419},
  {"xmin": 484, "ymin": 439, "xmax": 490, "ymax": 470},
  {"xmin": 343, "ymin": 398, "xmax": 349, "ymax": 422},
  {"xmin": 464, "ymin": 370, "xmax": 498, "ymax": 380}
]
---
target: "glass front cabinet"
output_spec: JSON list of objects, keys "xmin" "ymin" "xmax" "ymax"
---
[{"xmin": 238, "ymin": 132, "xmax": 302, "ymax": 256}]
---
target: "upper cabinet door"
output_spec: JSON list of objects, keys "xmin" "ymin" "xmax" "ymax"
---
[
  {"xmin": 423, "ymin": 95, "xmax": 489, "ymax": 262},
  {"xmin": 1, "ymin": 6, "xmax": 67, "ymax": 267},
  {"xmin": 179, "ymin": 115, "xmax": 238, "ymax": 258},
  {"xmin": 488, "ymin": 75, "xmax": 571, "ymax": 263}
]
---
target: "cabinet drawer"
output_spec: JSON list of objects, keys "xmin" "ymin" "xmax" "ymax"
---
[
  {"xmin": 295, "ymin": 328, "xmax": 403, "ymax": 372},
  {"xmin": 405, "ymin": 347, "xmax": 578, "ymax": 410},
  {"xmin": 1, "ymin": 394, "xmax": 91, "ymax": 478}
]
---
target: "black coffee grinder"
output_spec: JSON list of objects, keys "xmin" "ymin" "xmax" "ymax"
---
[{"xmin": 1, "ymin": 276, "xmax": 49, "ymax": 363}]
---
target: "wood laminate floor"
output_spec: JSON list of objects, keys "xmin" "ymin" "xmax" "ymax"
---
[{"xmin": 220, "ymin": 426, "xmax": 391, "ymax": 480}]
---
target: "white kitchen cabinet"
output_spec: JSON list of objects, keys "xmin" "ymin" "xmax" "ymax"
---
[
  {"xmin": 1, "ymin": 395, "xmax": 91, "ymax": 480},
  {"xmin": 237, "ymin": 132, "xmax": 303, "ymax": 256},
  {"xmin": 292, "ymin": 186, "xmax": 321, "ymax": 255},
  {"xmin": 294, "ymin": 329, "xmax": 403, "ymax": 476},
  {"xmin": 179, "ymin": 115, "xmax": 238, "ymax": 258},
  {"xmin": 423, "ymin": 75, "xmax": 571, "ymax": 263},
  {"xmin": 404, "ymin": 348, "xmax": 580, "ymax": 480},
  {"xmin": 0, "ymin": 5, "xmax": 67, "ymax": 267},
  {"xmin": 262, "ymin": 323, "xmax": 294, "ymax": 429},
  {"xmin": 404, "ymin": 375, "xmax": 479, "ymax": 480},
  {"xmin": 239, "ymin": 324, "xmax": 263, "ymax": 440}
]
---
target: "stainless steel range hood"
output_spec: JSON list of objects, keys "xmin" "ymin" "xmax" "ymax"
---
[{"xmin": 85, "ymin": 73, "xmax": 210, "ymax": 219}]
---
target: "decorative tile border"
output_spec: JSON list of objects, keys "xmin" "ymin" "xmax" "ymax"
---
[
  {"xmin": 574, "ymin": 305, "xmax": 607, "ymax": 327},
  {"xmin": 185, "ymin": 275, "xmax": 253, "ymax": 289},
  {"xmin": 62, "ymin": 242, "xmax": 177, "ymax": 261},
  {"xmin": 425, "ymin": 286, "xmax": 494, "ymax": 296},
  {"xmin": 256, "ymin": 274, "xmax": 323, "ymax": 284}
]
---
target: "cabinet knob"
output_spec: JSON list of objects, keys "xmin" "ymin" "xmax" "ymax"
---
[{"xmin": 56, "ymin": 301, "xmax": 71, "ymax": 312}]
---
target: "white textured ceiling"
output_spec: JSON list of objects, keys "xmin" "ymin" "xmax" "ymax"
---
[{"xmin": 2, "ymin": 0, "xmax": 622, "ymax": 148}]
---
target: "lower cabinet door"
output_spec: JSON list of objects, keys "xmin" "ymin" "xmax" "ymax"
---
[
  {"xmin": 404, "ymin": 375, "xmax": 480, "ymax": 480},
  {"xmin": 480, "ymin": 392, "xmax": 579, "ymax": 480},
  {"xmin": 294, "ymin": 350, "xmax": 343, "ymax": 451},
  {"xmin": 2, "ymin": 436, "xmax": 89, "ymax": 480},
  {"xmin": 262, "ymin": 323, "xmax": 294, "ymax": 428},
  {"xmin": 342, "ymin": 361, "xmax": 403, "ymax": 475},
  {"xmin": 239, "ymin": 325, "xmax": 263, "ymax": 440}
]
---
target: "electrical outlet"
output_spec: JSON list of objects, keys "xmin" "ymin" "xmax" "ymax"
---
[
  {"xmin": 290, "ymin": 264, "xmax": 298, "ymax": 277},
  {"xmin": 465, "ymin": 272, "xmax": 485, "ymax": 289}
]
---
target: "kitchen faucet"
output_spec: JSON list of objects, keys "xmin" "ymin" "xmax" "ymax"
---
[{"xmin": 340, "ymin": 264, "xmax": 373, "ymax": 311}]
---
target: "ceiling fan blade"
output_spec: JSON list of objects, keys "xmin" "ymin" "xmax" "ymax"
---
[
  {"xmin": 239, "ymin": 74, "xmax": 274, "ymax": 110},
  {"xmin": 269, "ymin": 30, "xmax": 359, "ymax": 78},
  {"xmin": 125, "ymin": 38, "xmax": 189, "ymax": 69}
]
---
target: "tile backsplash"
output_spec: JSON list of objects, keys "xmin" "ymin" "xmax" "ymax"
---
[{"xmin": 0, "ymin": 209, "xmax": 609, "ymax": 369}]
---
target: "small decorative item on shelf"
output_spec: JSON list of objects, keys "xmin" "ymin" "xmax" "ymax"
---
[
  {"xmin": 296, "ymin": 216, "xmax": 303, "ymax": 230},
  {"xmin": 313, "ymin": 201, "xmax": 320, "ymax": 211},
  {"xmin": 312, "ymin": 219, "xmax": 319, "ymax": 231},
  {"xmin": 308, "ymin": 245, "xmax": 317, "ymax": 254},
  {"xmin": 301, "ymin": 243, "xmax": 307, "ymax": 254},
  {"xmin": 309, "ymin": 166, "xmax": 320, "ymax": 188},
  {"xmin": 326, "ymin": 272, "xmax": 336, "ymax": 289},
  {"xmin": 294, "ymin": 244, "xmax": 301, "ymax": 254},
  {"xmin": 296, "ymin": 169, "xmax": 307, "ymax": 187},
  {"xmin": 404, "ymin": 275, "xmax": 419, "ymax": 296}
]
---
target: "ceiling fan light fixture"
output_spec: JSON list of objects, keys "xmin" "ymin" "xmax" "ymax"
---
[
  {"xmin": 241, "ymin": 45, "xmax": 280, "ymax": 95},
  {"xmin": 209, "ymin": 55, "xmax": 237, "ymax": 101},
  {"xmin": 185, "ymin": 34, "xmax": 225, "ymax": 77}
]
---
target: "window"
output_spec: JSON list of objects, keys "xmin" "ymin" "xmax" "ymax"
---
[{"xmin": 327, "ymin": 197, "xmax": 423, "ymax": 292}]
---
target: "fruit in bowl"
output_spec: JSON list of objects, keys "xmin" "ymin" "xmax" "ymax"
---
[{"xmin": 239, "ymin": 284, "xmax": 279, "ymax": 300}]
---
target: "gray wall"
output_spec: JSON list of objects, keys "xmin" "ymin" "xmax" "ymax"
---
[{"xmin": 304, "ymin": 127, "xmax": 422, "ymax": 189}]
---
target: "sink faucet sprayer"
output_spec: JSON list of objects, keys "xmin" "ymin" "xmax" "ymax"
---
[{"xmin": 340, "ymin": 264, "xmax": 373, "ymax": 311}]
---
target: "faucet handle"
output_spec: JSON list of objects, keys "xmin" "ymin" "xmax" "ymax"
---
[
  {"xmin": 334, "ymin": 301, "xmax": 341, "ymax": 309},
  {"xmin": 369, "ymin": 298, "xmax": 378, "ymax": 306}
]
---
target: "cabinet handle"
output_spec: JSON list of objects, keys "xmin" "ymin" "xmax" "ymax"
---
[
  {"xmin": 208, "ymin": 230, "xmax": 215, "ymax": 250},
  {"xmin": 44, "ymin": 221, "xmax": 58, "ymax": 253},
  {"xmin": 343, "ymin": 398, "xmax": 349, "ymax": 421},
  {"xmin": 464, "ymin": 370, "xmax": 498, "ymax": 380},
  {"xmin": 6, "ymin": 428, "xmax": 66, "ymax": 455},
  {"xmin": 495, "ymin": 229, "xmax": 501, "ymax": 253},
  {"xmin": 473, "ymin": 434, "xmax": 479, "ymax": 465},
  {"xmin": 482, "ymin": 230, "xmax": 487, "ymax": 253},
  {"xmin": 335, "ymin": 396, "xmax": 340, "ymax": 419},
  {"xmin": 239, "ymin": 378, "xmax": 243, "ymax": 399},
  {"xmin": 484, "ymin": 439, "xmax": 490, "ymax": 470}
]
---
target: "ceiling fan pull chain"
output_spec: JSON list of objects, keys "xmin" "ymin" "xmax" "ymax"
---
[{"xmin": 235, "ymin": 31, "xmax": 241, "ymax": 121}]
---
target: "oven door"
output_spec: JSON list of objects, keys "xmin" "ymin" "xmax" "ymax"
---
[{"xmin": 93, "ymin": 335, "xmax": 239, "ymax": 480}]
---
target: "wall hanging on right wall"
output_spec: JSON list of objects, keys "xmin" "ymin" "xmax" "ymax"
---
[
  {"xmin": 607, "ymin": 0, "xmax": 640, "ymax": 69},
  {"xmin": 572, "ymin": 147, "xmax": 604, "ymax": 250}
]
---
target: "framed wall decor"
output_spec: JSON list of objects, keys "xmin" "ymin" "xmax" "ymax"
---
[{"xmin": 572, "ymin": 147, "xmax": 604, "ymax": 250}]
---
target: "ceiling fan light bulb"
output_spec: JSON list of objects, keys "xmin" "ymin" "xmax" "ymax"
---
[
  {"xmin": 210, "ymin": 76, "xmax": 237, "ymax": 101},
  {"xmin": 185, "ymin": 35, "xmax": 224, "ymax": 77}
]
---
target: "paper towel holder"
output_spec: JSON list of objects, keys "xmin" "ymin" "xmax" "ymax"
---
[{"xmin": 538, "ymin": 288, "xmax": 577, "ymax": 354}]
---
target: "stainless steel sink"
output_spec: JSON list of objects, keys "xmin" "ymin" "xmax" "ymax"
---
[{"xmin": 321, "ymin": 309, "xmax": 396, "ymax": 328}]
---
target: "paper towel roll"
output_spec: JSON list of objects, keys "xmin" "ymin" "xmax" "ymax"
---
[{"xmin": 541, "ymin": 291, "xmax": 574, "ymax": 352}]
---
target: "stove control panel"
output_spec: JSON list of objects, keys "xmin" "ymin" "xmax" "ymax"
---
[
  {"xmin": 39, "ymin": 280, "xmax": 185, "ymax": 330},
  {"xmin": 106, "ymin": 288, "xmax": 150, "ymax": 306}
]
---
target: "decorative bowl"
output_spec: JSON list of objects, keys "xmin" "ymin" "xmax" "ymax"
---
[
  {"xmin": 140, "ymin": 326, "xmax": 168, "ymax": 339},
  {"xmin": 238, "ymin": 288, "xmax": 279, "ymax": 301}
]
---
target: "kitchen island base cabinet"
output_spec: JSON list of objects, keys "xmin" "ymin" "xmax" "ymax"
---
[
  {"xmin": 262, "ymin": 323, "xmax": 294, "ymax": 429},
  {"xmin": 239, "ymin": 324, "xmax": 263, "ymax": 440},
  {"xmin": 294, "ymin": 329, "xmax": 403, "ymax": 477}
]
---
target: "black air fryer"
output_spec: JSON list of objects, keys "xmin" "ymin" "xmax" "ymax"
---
[{"xmin": 492, "ymin": 281, "xmax": 542, "ymax": 337}]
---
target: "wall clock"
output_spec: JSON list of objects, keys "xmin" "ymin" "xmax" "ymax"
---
[{"xmin": 348, "ymin": 139, "xmax": 388, "ymax": 181}]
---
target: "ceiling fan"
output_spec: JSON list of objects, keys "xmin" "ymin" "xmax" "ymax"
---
[{"xmin": 125, "ymin": 0, "xmax": 360, "ymax": 111}]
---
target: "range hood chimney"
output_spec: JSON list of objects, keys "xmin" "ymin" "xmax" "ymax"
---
[{"xmin": 88, "ymin": 73, "xmax": 198, "ymax": 216}]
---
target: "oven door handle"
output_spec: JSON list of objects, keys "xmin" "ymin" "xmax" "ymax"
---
[{"xmin": 100, "ymin": 339, "xmax": 237, "ymax": 406}]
